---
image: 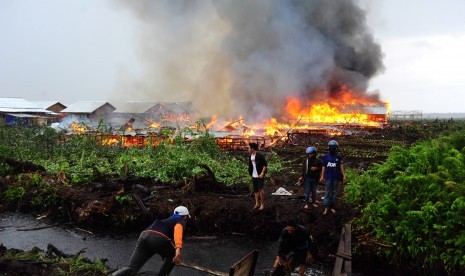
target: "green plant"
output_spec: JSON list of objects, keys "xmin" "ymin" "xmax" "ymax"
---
[
  {"xmin": 115, "ymin": 195, "xmax": 132, "ymax": 205},
  {"xmin": 5, "ymin": 186, "xmax": 25, "ymax": 201},
  {"xmin": 345, "ymin": 130, "xmax": 465, "ymax": 273}
]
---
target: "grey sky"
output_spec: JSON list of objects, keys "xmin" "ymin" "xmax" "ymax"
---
[{"xmin": 1, "ymin": 0, "xmax": 464, "ymax": 113}]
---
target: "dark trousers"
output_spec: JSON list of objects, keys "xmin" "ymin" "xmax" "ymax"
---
[
  {"xmin": 304, "ymin": 177, "xmax": 318, "ymax": 204},
  {"xmin": 112, "ymin": 231, "xmax": 176, "ymax": 276}
]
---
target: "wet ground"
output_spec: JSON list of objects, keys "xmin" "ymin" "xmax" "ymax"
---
[
  {"xmin": 1, "ymin": 126, "xmax": 426, "ymax": 275},
  {"xmin": 0, "ymin": 213, "xmax": 334, "ymax": 275}
]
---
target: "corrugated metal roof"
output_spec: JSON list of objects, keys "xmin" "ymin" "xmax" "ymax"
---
[
  {"xmin": 0, "ymin": 108, "xmax": 52, "ymax": 113},
  {"xmin": 6, "ymin": 113, "xmax": 44, "ymax": 118},
  {"xmin": 114, "ymin": 101, "xmax": 158, "ymax": 113},
  {"xmin": 61, "ymin": 101, "xmax": 115, "ymax": 113},
  {"xmin": 31, "ymin": 101, "xmax": 66, "ymax": 110},
  {"xmin": 364, "ymin": 106, "xmax": 388, "ymax": 115},
  {"xmin": 339, "ymin": 105, "xmax": 387, "ymax": 115},
  {"xmin": 0, "ymin": 97, "xmax": 40, "ymax": 109},
  {"xmin": 0, "ymin": 97, "xmax": 53, "ymax": 113}
]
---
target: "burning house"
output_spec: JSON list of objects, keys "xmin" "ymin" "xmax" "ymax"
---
[
  {"xmin": 112, "ymin": 0, "xmax": 388, "ymax": 148},
  {"xmin": 32, "ymin": 1, "xmax": 390, "ymax": 150},
  {"xmin": 60, "ymin": 101, "xmax": 116, "ymax": 130}
]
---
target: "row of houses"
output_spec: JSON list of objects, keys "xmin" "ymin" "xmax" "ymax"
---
[{"xmin": 0, "ymin": 97, "xmax": 196, "ymax": 128}]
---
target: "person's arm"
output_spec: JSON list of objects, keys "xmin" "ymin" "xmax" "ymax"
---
[
  {"xmin": 259, "ymin": 153, "xmax": 267, "ymax": 178},
  {"xmin": 319, "ymin": 166, "xmax": 326, "ymax": 183},
  {"xmin": 340, "ymin": 163, "xmax": 346, "ymax": 183},
  {"xmin": 172, "ymin": 223, "xmax": 184, "ymax": 264},
  {"xmin": 275, "ymin": 231, "xmax": 287, "ymax": 267},
  {"xmin": 259, "ymin": 166, "xmax": 267, "ymax": 178}
]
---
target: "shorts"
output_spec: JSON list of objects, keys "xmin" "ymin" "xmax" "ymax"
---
[
  {"xmin": 251, "ymin": 177, "xmax": 264, "ymax": 193},
  {"xmin": 292, "ymin": 248, "xmax": 307, "ymax": 265},
  {"xmin": 279, "ymin": 248, "xmax": 307, "ymax": 265}
]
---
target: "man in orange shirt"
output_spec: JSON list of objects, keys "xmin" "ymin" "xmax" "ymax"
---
[{"xmin": 112, "ymin": 206, "xmax": 190, "ymax": 276}]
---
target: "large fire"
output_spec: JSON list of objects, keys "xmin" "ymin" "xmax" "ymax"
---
[
  {"xmin": 64, "ymin": 88, "xmax": 389, "ymax": 149},
  {"xmin": 207, "ymin": 88, "xmax": 389, "ymax": 139}
]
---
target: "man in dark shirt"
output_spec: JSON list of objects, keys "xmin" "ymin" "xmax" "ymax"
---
[
  {"xmin": 274, "ymin": 220, "xmax": 310, "ymax": 276},
  {"xmin": 248, "ymin": 142, "xmax": 268, "ymax": 210},
  {"xmin": 298, "ymin": 146, "xmax": 322, "ymax": 209}
]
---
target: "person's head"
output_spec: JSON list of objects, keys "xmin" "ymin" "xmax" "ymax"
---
[
  {"xmin": 174, "ymin": 206, "xmax": 191, "ymax": 220},
  {"xmin": 305, "ymin": 146, "xmax": 317, "ymax": 156},
  {"xmin": 285, "ymin": 219, "xmax": 298, "ymax": 234},
  {"xmin": 328, "ymin": 140, "xmax": 338, "ymax": 155},
  {"xmin": 249, "ymin": 142, "xmax": 258, "ymax": 153}
]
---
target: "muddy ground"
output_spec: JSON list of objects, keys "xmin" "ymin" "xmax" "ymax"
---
[{"xmin": 0, "ymin": 126, "xmax": 430, "ymax": 275}]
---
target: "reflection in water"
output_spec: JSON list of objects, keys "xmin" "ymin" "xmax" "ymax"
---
[{"xmin": 0, "ymin": 213, "xmax": 331, "ymax": 275}]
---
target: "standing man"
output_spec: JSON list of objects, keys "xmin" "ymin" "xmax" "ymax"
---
[
  {"xmin": 273, "ymin": 220, "xmax": 311, "ymax": 276},
  {"xmin": 298, "ymin": 146, "xmax": 322, "ymax": 209},
  {"xmin": 320, "ymin": 140, "xmax": 346, "ymax": 215},
  {"xmin": 112, "ymin": 206, "xmax": 191, "ymax": 276},
  {"xmin": 248, "ymin": 142, "xmax": 267, "ymax": 211}
]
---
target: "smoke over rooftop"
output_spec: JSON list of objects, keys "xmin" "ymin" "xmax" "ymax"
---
[{"xmin": 113, "ymin": 0, "xmax": 384, "ymax": 122}]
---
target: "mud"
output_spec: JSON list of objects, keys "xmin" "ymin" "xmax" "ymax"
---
[{"xmin": 0, "ymin": 125, "xmax": 432, "ymax": 274}]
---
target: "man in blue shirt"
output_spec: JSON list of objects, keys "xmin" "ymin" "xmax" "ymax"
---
[{"xmin": 319, "ymin": 140, "xmax": 346, "ymax": 215}]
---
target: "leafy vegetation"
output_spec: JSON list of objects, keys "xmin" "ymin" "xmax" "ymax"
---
[
  {"xmin": 0, "ymin": 124, "xmax": 282, "ymax": 187},
  {"xmin": 345, "ymin": 130, "xmax": 465, "ymax": 274},
  {"xmin": 0, "ymin": 246, "xmax": 110, "ymax": 276}
]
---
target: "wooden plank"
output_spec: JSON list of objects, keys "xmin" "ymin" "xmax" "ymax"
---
[
  {"xmin": 131, "ymin": 193, "xmax": 149, "ymax": 216},
  {"xmin": 343, "ymin": 224, "xmax": 352, "ymax": 274},
  {"xmin": 180, "ymin": 263, "xmax": 228, "ymax": 276},
  {"xmin": 333, "ymin": 226, "xmax": 346, "ymax": 275},
  {"xmin": 229, "ymin": 250, "xmax": 259, "ymax": 276}
]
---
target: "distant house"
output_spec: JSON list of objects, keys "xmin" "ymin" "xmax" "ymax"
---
[
  {"xmin": 152, "ymin": 102, "xmax": 198, "ymax": 123},
  {"xmin": 113, "ymin": 101, "xmax": 159, "ymax": 128},
  {"xmin": 60, "ymin": 101, "xmax": 116, "ymax": 125},
  {"xmin": 340, "ymin": 104, "xmax": 388, "ymax": 124},
  {"xmin": 113, "ymin": 101, "xmax": 198, "ymax": 129},
  {"xmin": 0, "ymin": 97, "xmax": 53, "ymax": 126},
  {"xmin": 365, "ymin": 106, "xmax": 388, "ymax": 123},
  {"xmin": 30, "ymin": 101, "xmax": 67, "ymax": 123},
  {"xmin": 31, "ymin": 101, "xmax": 67, "ymax": 113}
]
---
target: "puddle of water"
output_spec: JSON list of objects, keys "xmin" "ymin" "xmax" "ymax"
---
[{"xmin": 0, "ymin": 213, "xmax": 332, "ymax": 275}]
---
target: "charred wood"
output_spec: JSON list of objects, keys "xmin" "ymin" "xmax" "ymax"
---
[{"xmin": 1, "ymin": 158, "xmax": 46, "ymax": 173}]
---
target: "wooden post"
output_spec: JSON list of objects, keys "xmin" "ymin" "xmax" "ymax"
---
[
  {"xmin": 179, "ymin": 250, "xmax": 259, "ymax": 276},
  {"xmin": 229, "ymin": 250, "xmax": 259, "ymax": 276},
  {"xmin": 333, "ymin": 223, "xmax": 352, "ymax": 276},
  {"xmin": 343, "ymin": 224, "xmax": 352, "ymax": 274}
]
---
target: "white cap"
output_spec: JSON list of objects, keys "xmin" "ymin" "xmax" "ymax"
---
[{"xmin": 174, "ymin": 206, "xmax": 191, "ymax": 218}]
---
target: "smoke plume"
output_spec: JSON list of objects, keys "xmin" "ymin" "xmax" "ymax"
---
[{"xmin": 113, "ymin": 0, "xmax": 384, "ymax": 122}]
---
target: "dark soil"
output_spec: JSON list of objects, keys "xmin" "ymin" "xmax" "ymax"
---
[{"xmin": 0, "ymin": 125, "xmax": 432, "ymax": 275}]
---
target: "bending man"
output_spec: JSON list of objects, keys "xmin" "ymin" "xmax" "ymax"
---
[{"xmin": 112, "ymin": 206, "xmax": 190, "ymax": 276}]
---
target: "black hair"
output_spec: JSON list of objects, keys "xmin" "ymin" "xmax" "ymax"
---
[
  {"xmin": 286, "ymin": 219, "xmax": 298, "ymax": 228},
  {"xmin": 249, "ymin": 142, "xmax": 258, "ymax": 151}
]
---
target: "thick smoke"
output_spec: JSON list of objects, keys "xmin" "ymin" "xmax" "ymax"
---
[{"xmin": 113, "ymin": 0, "xmax": 384, "ymax": 122}]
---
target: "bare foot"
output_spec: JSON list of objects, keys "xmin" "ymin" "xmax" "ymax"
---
[
  {"xmin": 312, "ymin": 204, "xmax": 318, "ymax": 208},
  {"xmin": 331, "ymin": 208, "xmax": 336, "ymax": 214},
  {"xmin": 323, "ymin": 208, "xmax": 328, "ymax": 215},
  {"xmin": 303, "ymin": 204, "xmax": 309, "ymax": 209},
  {"xmin": 258, "ymin": 205, "xmax": 265, "ymax": 211},
  {"xmin": 253, "ymin": 204, "xmax": 259, "ymax": 210}
]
